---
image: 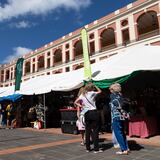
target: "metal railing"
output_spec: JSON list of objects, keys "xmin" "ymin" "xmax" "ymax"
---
[
  {"xmin": 100, "ymin": 44, "xmax": 117, "ymax": 52},
  {"xmin": 74, "ymin": 54, "xmax": 83, "ymax": 60},
  {"xmin": 137, "ymin": 29, "xmax": 160, "ymax": 41}
]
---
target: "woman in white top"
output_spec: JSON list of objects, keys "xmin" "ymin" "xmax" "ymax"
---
[{"xmin": 74, "ymin": 83, "xmax": 102, "ymax": 153}]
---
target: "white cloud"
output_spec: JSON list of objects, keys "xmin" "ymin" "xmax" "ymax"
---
[
  {"xmin": 9, "ymin": 21, "xmax": 36, "ymax": 28},
  {"xmin": 0, "ymin": 0, "xmax": 92, "ymax": 22},
  {"xmin": 3, "ymin": 47, "xmax": 32, "ymax": 64},
  {"xmin": 15, "ymin": 21, "xmax": 29, "ymax": 28}
]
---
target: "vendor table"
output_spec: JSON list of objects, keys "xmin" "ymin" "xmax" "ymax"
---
[{"xmin": 129, "ymin": 116, "xmax": 158, "ymax": 138}]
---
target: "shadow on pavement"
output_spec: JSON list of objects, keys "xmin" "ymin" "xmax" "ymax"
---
[
  {"xmin": 128, "ymin": 140, "xmax": 144, "ymax": 151},
  {"xmin": 101, "ymin": 142, "xmax": 113, "ymax": 151}
]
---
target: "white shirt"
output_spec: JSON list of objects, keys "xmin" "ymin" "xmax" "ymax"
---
[{"xmin": 79, "ymin": 91, "xmax": 97, "ymax": 111}]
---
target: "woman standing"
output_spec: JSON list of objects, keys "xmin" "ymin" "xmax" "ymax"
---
[
  {"xmin": 109, "ymin": 83, "xmax": 129, "ymax": 155},
  {"xmin": 74, "ymin": 83, "xmax": 102, "ymax": 153},
  {"xmin": 76, "ymin": 87, "xmax": 85, "ymax": 146}
]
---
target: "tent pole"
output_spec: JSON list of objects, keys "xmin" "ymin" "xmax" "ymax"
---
[{"xmin": 43, "ymin": 94, "xmax": 46, "ymax": 129}]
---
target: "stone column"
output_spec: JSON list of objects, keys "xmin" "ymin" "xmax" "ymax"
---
[
  {"xmin": 70, "ymin": 40, "xmax": 74, "ymax": 61},
  {"xmin": 115, "ymin": 19, "xmax": 122, "ymax": 46},
  {"xmin": 94, "ymin": 29, "xmax": 100, "ymax": 53},
  {"xmin": 44, "ymin": 52, "xmax": 48, "ymax": 69},
  {"xmin": 30, "ymin": 59, "xmax": 33, "ymax": 73},
  {"xmin": 128, "ymin": 14, "xmax": 136, "ymax": 42},
  {"xmin": 50, "ymin": 49, "xmax": 54, "ymax": 67},
  {"xmin": 62, "ymin": 44, "xmax": 66, "ymax": 63},
  {"xmin": 35, "ymin": 56, "xmax": 38, "ymax": 72}
]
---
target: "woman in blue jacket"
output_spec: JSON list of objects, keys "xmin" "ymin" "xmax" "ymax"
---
[{"xmin": 109, "ymin": 83, "xmax": 129, "ymax": 155}]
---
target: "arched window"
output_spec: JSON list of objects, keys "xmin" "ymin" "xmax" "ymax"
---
[
  {"xmin": 25, "ymin": 61, "xmax": 31, "ymax": 74},
  {"xmin": 54, "ymin": 49, "xmax": 62, "ymax": 64},
  {"xmin": 100, "ymin": 28, "xmax": 116, "ymax": 51},
  {"xmin": 0, "ymin": 70, "xmax": 4, "ymax": 82},
  {"xmin": 137, "ymin": 11, "xmax": 159, "ymax": 39},
  {"xmin": 74, "ymin": 64, "xmax": 84, "ymax": 70},
  {"xmin": 38, "ymin": 56, "xmax": 44, "ymax": 70},
  {"xmin": 74, "ymin": 40, "xmax": 83, "ymax": 59},
  {"xmin": 54, "ymin": 71, "xmax": 61, "ymax": 74},
  {"xmin": 5, "ymin": 70, "xmax": 10, "ymax": 81}
]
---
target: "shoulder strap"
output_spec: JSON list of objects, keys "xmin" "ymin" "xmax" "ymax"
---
[{"xmin": 84, "ymin": 94, "xmax": 94, "ymax": 107}]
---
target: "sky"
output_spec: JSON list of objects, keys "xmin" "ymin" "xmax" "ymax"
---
[{"xmin": 0, "ymin": 0, "xmax": 136, "ymax": 64}]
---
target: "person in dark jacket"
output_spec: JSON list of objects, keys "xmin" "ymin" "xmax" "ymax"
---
[{"xmin": 109, "ymin": 83, "xmax": 129, "ymax": 155}]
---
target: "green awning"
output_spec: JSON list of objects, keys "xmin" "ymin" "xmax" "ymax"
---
[{"xmin": 85, "ymin": 71, "xmax": 140, "ymax": 88}]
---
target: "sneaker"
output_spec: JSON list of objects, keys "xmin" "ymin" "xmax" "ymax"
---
[
  {"xmin": 81, "ymin": 141, "xmax": 85, "ymax": 146},
  {"xmin": 94, "ymin": 149, "xmax": 103, "ymax": 154},
  {"xmin": 113, "ymin": 144, "xmax": 120, "ymax": 149},
  {"xmin": 86, "ymin": 150, "xmax": 90, "ymax": 153},
  {"xmin": 116, "ymin": 150, "xmax": 128, "ymax": 155}
]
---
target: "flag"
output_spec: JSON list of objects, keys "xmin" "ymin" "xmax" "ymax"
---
[
  {"xmin": 15, "ymin": 58, "xmax": 24, "ymax": 91},
  {"xmin": 81, "ymin": 28, "xmax": 92, "ymax": 80}
]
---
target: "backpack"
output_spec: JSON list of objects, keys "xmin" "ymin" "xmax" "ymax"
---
[{"xmin": 115, "ymin": 98, "xmax": 130, "ymax": 120}]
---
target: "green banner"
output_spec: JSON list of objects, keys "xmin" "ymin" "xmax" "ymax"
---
[
  {"xmin": 81, "ymin": 28, "xmax": 92, "ymax": 80},
  {"xmin": 15, "ymin": 58, "xmax": 24, "ymax": 91}
]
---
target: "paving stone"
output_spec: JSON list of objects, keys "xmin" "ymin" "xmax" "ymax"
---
[{"xmin": 0, "ymin": 128, "xmax": 160, "ymax": 160}]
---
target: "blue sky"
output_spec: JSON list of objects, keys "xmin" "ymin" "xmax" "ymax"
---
[{"xmin": 0, "ymin": 0, "xmax": 135, "ymax": 64}]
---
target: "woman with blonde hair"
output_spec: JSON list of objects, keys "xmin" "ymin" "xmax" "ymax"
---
[
  {"xmin": 74, "ymin": 83, "xmax": 103, "ymax": 153},
  {"xmin": 109, "ymin": 83, "xmax": 129, "ymax": 155},
  {"xmin": 75, "ymin": 87, "xmax": 86, "ymax": 146}
]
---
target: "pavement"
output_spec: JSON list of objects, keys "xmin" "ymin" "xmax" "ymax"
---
[{"xmin": 0, "ymin": 128, "xmax": 160, "ymax": 160}]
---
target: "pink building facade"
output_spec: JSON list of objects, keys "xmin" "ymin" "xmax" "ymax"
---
[{"xmin": 0, "ymin": 0, "xmax": 160, "ymax": 87}]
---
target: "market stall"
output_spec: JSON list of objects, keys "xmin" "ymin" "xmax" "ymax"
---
[
  {"xmin": 129, "ymin": 116, "xmax": 158, "ymax": 138},
  {"xmin": 1, "ymin": 45, "xmax": 160, "ymax": 134}
]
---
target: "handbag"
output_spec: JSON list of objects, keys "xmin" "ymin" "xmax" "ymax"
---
[{"xmin": 76, "ymin": 114, "xmax": 85, "ymax": 127}]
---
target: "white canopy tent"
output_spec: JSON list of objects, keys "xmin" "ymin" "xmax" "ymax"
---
[
  {"xmin": 92, "ymin": 45, "xmax": 160, "ymax": 81},
  {"xmin": 0, "ymin": 45, "xmax": 160, "ymax": 98},
  {"xmin": 18, "ymin": 68, "xmax": 84, "ymax": 95},
  {"xmin": 0, "ymin": 67, "xmax": 84, "ymax": 97}
]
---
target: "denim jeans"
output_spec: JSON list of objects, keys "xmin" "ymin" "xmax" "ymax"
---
[
  {"xmin": 112, "ymin": 117, "xmax": 128, "ymax": 151},
  {"xmin": 112, "ymin": 130, "xmax": 119, "ymax": 146}
]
